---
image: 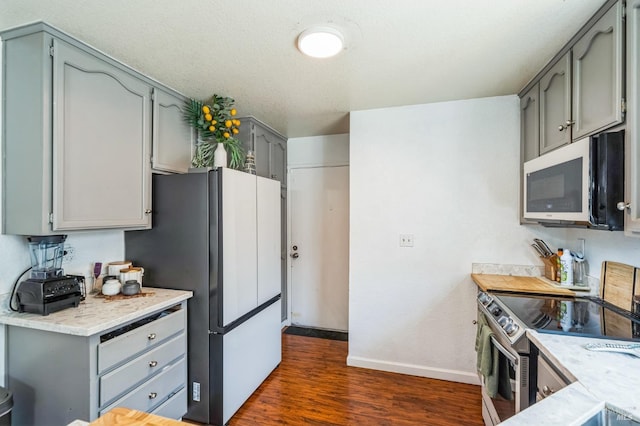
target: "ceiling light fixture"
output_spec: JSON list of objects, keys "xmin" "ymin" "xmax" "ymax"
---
[{"xmin": 297, "ymin": 26, "xmax": 344, "ymax": 58}]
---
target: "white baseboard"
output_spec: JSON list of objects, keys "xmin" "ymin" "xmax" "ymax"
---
[{"xmin": 346, "ymin": 355, "xmax": 481, "ymax": 386}]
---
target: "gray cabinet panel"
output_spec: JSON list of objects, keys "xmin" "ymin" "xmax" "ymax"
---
[
  {"xmin": 152, "ymin": 88, "xmax": 193, "ymax": 174},
  {"xmin": 626, "ymin": 0, "xmax": 640, "ymax": 234},
  {"xmin": 98, "ymin": 308, "xmax": 185, "ymax": 373},
  {"xmin": 100, "ymin": 333, "xmax": 186, "ymax": 405},
  {"xmin": 521, "ymin": 84, "xmax": 540, "ymax": 163},
  {"xmin": 572, "ymin": 1, "xmax": 624, "ymax": 140},
  {"xmin": 1, "ymin": 23, "xmax": 155, "ymax": 234},
  {"xmin": 52, "ymin": 39, "xmax": 151, "ymax": 230},
  {"xmin": 540, "ymin": 53, "xmax": 572, "ymax": 154}
]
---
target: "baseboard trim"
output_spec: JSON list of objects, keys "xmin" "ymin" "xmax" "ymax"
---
[{"xmin": 346, "ymin": 355, "xmax": 481, "ymax": 386}]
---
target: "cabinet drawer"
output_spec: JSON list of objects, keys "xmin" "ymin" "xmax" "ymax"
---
[
  {"xmin": 98, "ymin": 308, "xmax": 185, "ymax": 374},
  {"xmin": 151, "ymin": 387, "xmax": 187, "ymax": 420},
  {"xmin": 536, "ymin": 356, "xmax": 569, "ymax": 401},
  {"xmin": 100, "ymin": 357, "xmax": 186, "ymax": 415},
  {"xmin": 100, "ymin": 332, "xmax": 185, "ymax": 406}
]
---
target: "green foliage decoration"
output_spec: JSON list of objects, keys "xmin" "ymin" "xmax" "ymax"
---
[{"xmin": 183, "ymin": 94, "xmax": 244, "ymax": 169}]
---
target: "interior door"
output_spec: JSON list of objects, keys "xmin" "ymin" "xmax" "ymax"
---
[{"xmin": 289, "ymin": 166, "xmax": 349, "ymax": 331}]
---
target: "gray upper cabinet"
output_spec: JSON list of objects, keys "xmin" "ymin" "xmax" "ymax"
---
[
  {"xmin": 237, "ymin": 116, "xmax": 288, "ymax": 184},
  {"xmin": 625, "ymin": 0, "xmax": 640, "ymax": 235},
  {"xmin": 521, "ymin": 84, "xmax": 540, "ymax": 163},
  {"xmin": 572, "ymin": 1, "xmax": 624, "ymax": 140},
  {"xmin": 152, "ymin": 88, "xmax": 193, "ymax": 174},
  {"xmin": 51, "ymin": 39, "xmax": 152, "ymax": 231},
  {"xmin": 539, "ymin": 53, "xmax": 572, "ymax": 154},
  {"xmin": 2, "ymin": 24, "xmax": 152, "ymax": 234},
  {"xmin": 2, "ymin": 22, "xmax": 191, "ymax": 235}
]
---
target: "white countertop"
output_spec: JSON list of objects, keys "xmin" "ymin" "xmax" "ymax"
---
[
  {"xmin": 501, "ymin": 331, "xmax": 640, "ymax": 425},
  {"xmin": 0, "ymin": 287, "xmax": 192, "ymax": 337}
]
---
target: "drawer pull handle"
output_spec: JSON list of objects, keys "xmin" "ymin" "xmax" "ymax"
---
[
  {"xmin": 148, "ymin": 333, "xmax": 156, "ymax": 340},
  {"xmin": 149, "ymin": 360, "xmax": 158, "ymax": 367},
  {"xmin": 149, "ymin": 392, "xmax": 158, "ymax": 399}
]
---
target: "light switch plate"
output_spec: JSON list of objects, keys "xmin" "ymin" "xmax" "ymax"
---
[{"xmin": 399, "ymin": 234, "xmax": 414, "ymax": 247}]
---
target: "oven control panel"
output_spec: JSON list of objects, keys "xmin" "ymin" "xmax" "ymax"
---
[{"xmin": 477, "ymin": 291, "xmax": 522, "ymax": 340}]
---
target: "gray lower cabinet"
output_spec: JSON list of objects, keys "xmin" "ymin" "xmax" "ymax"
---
[
  {"xmin": 572, "ymin": 0, "xmax": 624, "ymax": 140},
  {"xmin": 539, "ymin": 52, "xmax": 572, "ymax": 154},
  {"xmin": 625, "ymin": 0, "xmax": 640, "ymax": 235},
  {"xmin": 236, "ymin": 116, "xmax": 289, "ymax": 321},
  {"xmin": 6, "ymin": 303, "xmax": 188, "ymax": 425},
  {"xmin": 152, "ymin": 88, "xmax": 194, "ymax": 174}
]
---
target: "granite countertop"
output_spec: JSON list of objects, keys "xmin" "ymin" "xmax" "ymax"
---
[
  {"xmin": 0, "ymin": 287, "xmax": 192, "ymax": 337},
  {"xmin": 501, "ymin": 331, "xmax": 640, "ymax": 425}
]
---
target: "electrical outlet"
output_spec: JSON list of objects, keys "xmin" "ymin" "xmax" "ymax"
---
[
  {"xmin": 399, "ymin": 234, "xmax": 414, "ymax": 247},
  {"xmin": 63, "ymin": 246, "xmax": 75, "ymax": 263}
]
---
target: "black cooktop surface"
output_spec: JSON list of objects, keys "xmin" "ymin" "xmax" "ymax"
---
[{"xmin": 494, "ymin": 293, "xmax": 640, "ymax": 341}]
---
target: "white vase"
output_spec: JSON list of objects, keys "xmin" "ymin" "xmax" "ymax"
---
[{"xmin": 213, "ymin": 142, "xmax": 227, "ymax": 168}]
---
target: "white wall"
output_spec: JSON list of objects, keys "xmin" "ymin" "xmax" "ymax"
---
[{"xmin": 348, "ymin": 95, "xmax": 542, "ymax": 384}]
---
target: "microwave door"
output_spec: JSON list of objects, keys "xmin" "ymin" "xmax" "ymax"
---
[{"xmin": 523, "ymin": 138, "xmax": 590, "ymax": 223}]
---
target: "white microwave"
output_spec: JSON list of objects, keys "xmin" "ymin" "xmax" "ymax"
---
[{"xmin": 523, "ymin": 130, "xmax": 624, "ymax": 230}]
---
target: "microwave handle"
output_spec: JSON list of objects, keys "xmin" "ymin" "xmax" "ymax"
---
[{"xmin": 490, "ymin": 335, "xmax": 517, "ymax": 365}]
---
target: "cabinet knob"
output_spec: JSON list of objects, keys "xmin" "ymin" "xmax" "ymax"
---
[
  {"xmin": 617, "ymin": 202, "xmax": 630, "ymax": 211},
  {"xmin": 148, "ymin": 333, "xmax": 156, "ymax": 340},
  {"xmin": 558, "ymin": 124, "xmax": 566, "ymax": 131},
  {"xmin": 271, "ymin": 174, "xmax": 278, "ymax": 179},
  {"xmin": 472, "ymin": 320, "xmax": 478, "ymax": 325},
  {"xmin": 144, "ymin": 209, "xmax": 152, "ymax": 215},
  {"xmin": 149, "ymin": 392, "xmax": 158, "ymax": 399},
  {"xmin": 149, "ymin": 360, "xmax": 158, "ymax": 367},
  {"xmin": 565, "ymin": 120, "xmax": 575, "ymax": 127}
]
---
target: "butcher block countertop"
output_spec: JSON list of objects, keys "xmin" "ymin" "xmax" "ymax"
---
[
  {"xmin": 67, "ymin": 407, "xmax": 188, "ymax": 425},
  {"xmin": 471, "ymin": 273, "xmax": 576, "ymax": 296}
]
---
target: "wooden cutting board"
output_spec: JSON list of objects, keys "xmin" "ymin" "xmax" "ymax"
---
[
  {"xmin": 471, "ymin": 274, "xmax": 575, "ymax": 296},
  {"xmin": 89, "ymin": 407, "xmax": 186, "ymax": 425},
  {"xmin": 600, "ymin": 261, "xmax": 640, "ymax": 311}
]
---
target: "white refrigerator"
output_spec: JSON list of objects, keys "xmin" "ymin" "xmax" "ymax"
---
[{"xmin": 125, "ymin": 168, "xmax": 281, "ymax": 425}]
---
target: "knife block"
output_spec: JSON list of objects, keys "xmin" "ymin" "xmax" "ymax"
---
[{"xmin": 541, "ymin": 255, "xmax": 559, "ymax": 281}]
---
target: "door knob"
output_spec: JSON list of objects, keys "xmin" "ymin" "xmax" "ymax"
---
[{"xmin": 291, "ymin": 253, "xmax": 299, "ymax": 259}]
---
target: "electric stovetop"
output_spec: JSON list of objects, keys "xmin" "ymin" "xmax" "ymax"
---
[{"xmin": 494, "ymin": 293, "xmax": 640, "ymax": 341}]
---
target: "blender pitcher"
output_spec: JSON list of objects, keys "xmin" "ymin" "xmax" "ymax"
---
[{"xmin": 27, "ymin": 235, "xmax": 67, "ymax": 280}]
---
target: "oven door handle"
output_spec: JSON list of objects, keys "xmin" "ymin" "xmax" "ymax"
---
[{"xmin": 490, "ymin": 335, "xmax": 518, "ymax": 365}]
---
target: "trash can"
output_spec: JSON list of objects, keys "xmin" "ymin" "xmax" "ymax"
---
[{"xmin": 0, "ymin": 387, "xmax": 12, "ymax": 426}]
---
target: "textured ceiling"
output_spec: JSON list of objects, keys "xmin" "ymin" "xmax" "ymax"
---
[{"xmin": 0, "ymin": 0, "xmax": 606, "ymax": 138}]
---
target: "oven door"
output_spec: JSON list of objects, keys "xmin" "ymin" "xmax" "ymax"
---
[{"xmin": 477, "ymin": 310, "xmax": 530, "ymax": 426}]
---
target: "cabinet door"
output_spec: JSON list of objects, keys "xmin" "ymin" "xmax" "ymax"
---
[
  {"xmin": 572, "ymin": 1, "xmax": 624, "ymax": 140},
  {"xmin": 52, "ymin": 39, "xmax": 151, "ymax": 230},
  {"xmin": 269, "ymin": 138, "xmax": 287, "ymax": 183},
  {"xmin": 625, "ymin": 0, "xmax": 640, "ymax": 235},
  {"xmin": 253, "ymin": 127, "xmax": 271, "ymax": 178},
  {"xmin": 540, "ymin": 53, "xmax": 572, "ymax": 154},
  {"xmin": 152, "ymin": 88, "xmax": 193, "ymax": 173},
  {"xmin": 257, "ymin": 176, "xmax": 281, "ymax": 305},
  {"xmin": 222, "ymin": 169, "xmax": 258, "ymax": 326},
  {"xmin": 521, "ymin": 85, "xmax": 540, "ymax": 162}
]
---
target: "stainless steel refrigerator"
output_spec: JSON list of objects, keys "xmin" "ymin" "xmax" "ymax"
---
[{"xmin": 125, "ymin": 168, "xmax": 282, "ymax": 425}]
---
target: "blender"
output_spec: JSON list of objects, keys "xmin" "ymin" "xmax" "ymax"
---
[{"xmin": 16, "ymin": 235, "xmax": 83, "ymax": 315}]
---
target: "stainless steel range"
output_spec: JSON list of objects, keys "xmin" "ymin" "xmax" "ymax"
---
[{"xmin": 476, "ymin": 290, "xmax": 640, "ymax": 426}]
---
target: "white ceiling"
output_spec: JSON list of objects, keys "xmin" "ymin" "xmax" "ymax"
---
[{"xmin": 0, "ymin": 0, "xmax": 606, "ymax": 138}]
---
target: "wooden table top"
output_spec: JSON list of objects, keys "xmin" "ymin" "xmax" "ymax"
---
[
  {"xmin": 471, "ymin": 274, "xmax": 576, "ymax": 296},
  {"xmin": 89, "ymin": 407, "xmax": 187, "ymax": 426}
]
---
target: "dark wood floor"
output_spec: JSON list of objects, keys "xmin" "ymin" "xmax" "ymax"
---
[{"xmin": 223, "ymin": 332, "xmax": 484, "ymax": 425}]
